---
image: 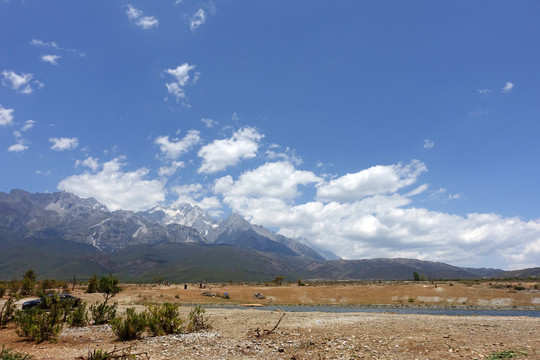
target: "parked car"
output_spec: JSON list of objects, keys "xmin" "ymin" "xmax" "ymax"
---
[{"xmin": 22, "ymin": 293, "xmax": 81, "ymax": 310}]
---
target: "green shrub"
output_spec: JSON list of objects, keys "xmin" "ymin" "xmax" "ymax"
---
[
  {"xmin": 111, "ymin": 308, "xmax": 148, "ymax": 341},
  {"xmin": 147, "ymin": 303, "xmax": 183, "ymax": 336},
  {"xmin": 14, "ymin": 307, "xmax": 63, "ymax": 343},
  {"xmin": 186, "ymin": 305, "xmax": 211, "ymax": 333},
  {"xmin": 90, "ymin": 302, "xmax": 117, "ymax": 325},
  {"xmin": 86, "ymin": 275, "xmax": 98, "ymax": 294},
  {"xmin": 68, "ymin": 301, "xmax": 89, "ymax": 327},
  {"xmin": 0, "ymin": 345, "xmax": 33, "ymax": 360},
  {"xmin": 0, "ymin": 296, "xmax": 18, "ymax": 326},
  {"xmin": 0, "ymin": 284, "xmax": 6, "ymax": 298}
]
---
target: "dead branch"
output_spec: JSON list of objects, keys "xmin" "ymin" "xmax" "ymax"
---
[
  {"xmin": 76, "ymin": 345, "xmax": 149, "ymax": 360},
  {"xmin": 254, "ymin": 312, "xmax": 286, "ymax": 338}
]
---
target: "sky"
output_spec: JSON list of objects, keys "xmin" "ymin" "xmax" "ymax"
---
[{"xmin": 1, "ymin": 1, "xmax": 540, "ymax": 270}]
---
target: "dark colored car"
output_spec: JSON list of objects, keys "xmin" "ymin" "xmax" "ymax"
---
[{"xmin": 22, "ymin": 293, "xmax": 81, "ymax": 310}]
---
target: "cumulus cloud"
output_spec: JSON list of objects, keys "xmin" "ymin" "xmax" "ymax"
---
[
  {"xmin": 172, "ymin": 184, "xmax": 221, "ymax": 214},
  {"xmin": 316, "ymin": 160, "xmax": 427, "ymax": 203},
  {"xmin": 215, "ymin": 161, "xmax": 320, "ymax": 199},
  {"xmin": 501, "ymin": 82, "xmax": 514, "ymax": 93},
  {"xmin": 49, "ymin": 137, "xmax": 79, "ymax": 151},
  {"xmin": 423, "ymin": 139, "xmax": 434, "ymax": 149},
  {"xmin": 1, "ymin": 70, "xmax": 39, "ymax": 94},
  {"xmin": 198, "ymin": 127, "xmax": 264, "ymax": 174},
  {"xmin": 75, "ymin": 156, "xmax": 100, "ymax": 172},
  {"xmin": 58, "ymin": 157, "xmax": 165, "ymax": 211},
  {"xmin": 214, "ymin": 161, "xmax": 540, "ymax": 268},
  {"xmin": 155, "ymin": 129, "xmax": 200, "ymax": 159},
  {"xmin": 158, "ymin": 161, "xmax": 184, "ymax": 177},
  {"xmin": 165, "ymin": 63, "xmax": 197, "ymax": 101},
  {"xmin": 8, "ymin": 143, "xmax": 28, "ymax": 152},
  {"xmin": 7, "ymin": 120, "xmax": 35, "ymax": 152},
  {"xmin": 0, "ymin": 105, "xmax": 14, "ymax": 126},
  {"xmin": 190, "ymin": 9, "xmax": 206, "ymax": 31},
  {"xmin": 126, "ymin": 4, "xmax": 158, "ymax": 29},
  {"xmin": 41, "ymin": 54, "xmax": 61, "ymax": 65}
]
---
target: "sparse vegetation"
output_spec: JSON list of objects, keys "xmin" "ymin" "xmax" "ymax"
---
[
  {"xmin": 186, "ymin": 305, "xmax": 211, "ymax": 332},
  {"xmin": 14, "ymin": 295, "xmax": 64, "ymax": 343},
  {"xmin": 0, "ymin": 295, "xmax": 18, "ymax": 326},
  {"xmin": 68, "ymin": 301, "xmax": 89, "ymax": 327},
  {"xmin": 147, "ymin": 303, "xmax": 183, "ymax": 336},
  {"xmin": 111, "ymin": 308, "xmax": 148, "ymax": 341},
  {"xmin": 487, "ymin": 350, "xmax": 527, "ymax": 359},
  {"xmin": 272, "ymin": 275, "xmax": 285, "ymax": 286},
  {"xmin": 0, "ymin": 345, "xmax": 33, "ymax": 360}
]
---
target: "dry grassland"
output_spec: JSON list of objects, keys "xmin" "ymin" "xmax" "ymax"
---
[{"xmin": 1, "ymin": 281, "xmax": 538, "ymax": 359}]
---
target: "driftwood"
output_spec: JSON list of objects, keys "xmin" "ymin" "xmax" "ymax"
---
[
  {"xmin": 76, "ymin": 346, "xmax": 149, "ymax": 360},
  {"xmin": 254, "ymin": 312, "xmax": 286, "ymax": 338}
]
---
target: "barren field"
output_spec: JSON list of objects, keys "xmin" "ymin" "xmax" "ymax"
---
[{"xmin": 1, "ymin": 281, "xmax": 539, "ymax": 359}]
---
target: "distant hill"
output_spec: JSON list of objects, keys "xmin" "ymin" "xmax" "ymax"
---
[{"xmin": 0, "ymin": 189, "xmax": 537, "ymax": 282}]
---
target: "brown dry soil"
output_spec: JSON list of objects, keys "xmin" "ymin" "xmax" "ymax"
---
[{"xmin": 1, "ymin": 281, "xmax": 539, "ymax": 359}]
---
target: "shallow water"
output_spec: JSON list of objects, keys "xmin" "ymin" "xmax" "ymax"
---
[{"xmin": 210, "ymin": 305, "xmax": 540, "ymax": 318}]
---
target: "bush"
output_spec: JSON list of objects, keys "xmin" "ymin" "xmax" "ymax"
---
[
  {"xmin": 186, "ymin": 305, "xmax": 211, "ymax": 333},
  {"xmin": 0, "ymin": 284, "xmax": 6, "ymax": 298},
  {"xmin": 14, "ymin": 307, "xmax": 63, "ymax": 343},
  {"xmin": 90, "ymin": 302, "xmax": 117, "ymax": 325},
  {"xmin": 111, "ymin": 308, "xmax": 148, "ymax": 341},
  {"xmin": 68, "ymin": 301, "xmax": 89, "ymax": 327},
  {"xmin": 86, "ymin": 275, "xmax": 98, "ymax": 294},
  {"xmin": 0, "ymin": 296, "xmax": 18, "ymax": 326},
  {"xmin": 0, "ymin": 345, "xmax": 33, "ymax": 360},
  {"xmin": 147, "ymin": 303, "xmax": 183, "ymax": 336}
]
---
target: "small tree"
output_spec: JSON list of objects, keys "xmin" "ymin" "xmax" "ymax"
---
[
  {"xmin": 86, "ymin": 274, "xmax": 98, "ymax": 294},
  {"xmin": 20, "ymin": 270, "xmax": 37, "ymax": 295},
  {"xmin": 97, "ymin": 275, "xmax": 121, "ymax": 302},
  {"xmin": 90, "ymin": 275, "xmax": 121, "ymax": 325},
  {"xmin": 272, "ymin": 275, "xmax": 285, "ymax": 286}
]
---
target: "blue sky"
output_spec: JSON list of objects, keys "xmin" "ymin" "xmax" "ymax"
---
[{"xmin": 1, "ymin": 1, "xmax": 539, "ymax": 270}]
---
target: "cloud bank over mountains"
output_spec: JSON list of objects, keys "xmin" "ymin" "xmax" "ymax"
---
[{"xmin": 56, "ymin": 124, "xmax": 540, "ymax": 271}]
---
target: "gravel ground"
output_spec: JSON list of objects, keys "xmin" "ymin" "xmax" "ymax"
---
[{"xmin": 1, "ymin": 307, "xmax": 538, "ymax": 359}]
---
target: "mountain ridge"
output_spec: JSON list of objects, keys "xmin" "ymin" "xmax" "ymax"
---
[{"xmin": 1, "ymin": 189, "xmax": 538, "ymax": 282}]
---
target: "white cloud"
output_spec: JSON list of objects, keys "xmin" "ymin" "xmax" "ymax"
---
[
  {"xmin": 75, "ymin": 156, "xmax": 100, "ymax": 172},
  {"xmin": 0, "ymin": 105, "xmax": 14, "ymax": 126},
  {"xmin": 316, "ymin": 160, "xmax": 427, "ymax": 203},
  {"xmin": 172, "ymin": 184, "xmax": 221, "ymax": 213},
  {"xmin": 477, "ymin": 88, "xmax": 492, "ymax": 95},
  {"xmin": 30, "ymin": 38, "xmax": 85, "ymax": 57},
  {"xmin": 58, "ymin": 157, "xmax": 165, "ymax": 211},
  {"xmin": 423, "ymin": 139, "xmax": 434, "ymax": 149},
  {"xmin": 8, "ymin": 143, "xmax": 28, "ymax": 152},
  {"xmin": 41, "ymin": 54, "xmax": 61, "ymax": 65},
  {"xmin": 155, "ymin": 129, "xmax": 200, "ymax": 159},
  {"xmin": 501, "ymin": 82, "xmax": 514, "ymax": 93},
  {"xmin": 126, "ymin": 4, "xmax": 158, "ymax": 29},
  {"xmin": 158, "ymin": 161, "xmax": 185, "ymax": 177},
  {"xmin": 49, "ymin": 137, "xmax": 79, "ymax": 151},
  {"xmin": 21, "ymin": 120, "xmax": 36, "ymax": 131},
  {"xmin": 214, "ymin": 159, "xmax": 540, "ymax": 269},
  {"xmin": 1, "ymin": 70, "xmax": 37, "ymax": 94},
  {"xmin": 165, "ymin": 63, "xmax": 196, "ymax": 100},
  {"xmin": 201, "ymin": 118, "xmax": 217, "ymax": 128},
  {"xmin": 198, "ymin": 127, "xmax": 264, "ymax": 174},
  {"xmin": 215, "ymin": 161, "xmax": 320, "ymax": 200},
  {"xmin": 190, "ymin": 9, "xmax": 206, "ymax": 31}
]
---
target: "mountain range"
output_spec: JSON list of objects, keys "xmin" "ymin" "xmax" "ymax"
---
[{"xmin": 0, "ymin": 189, "xmax": 538, "ymax": 282}]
